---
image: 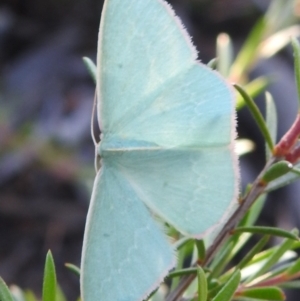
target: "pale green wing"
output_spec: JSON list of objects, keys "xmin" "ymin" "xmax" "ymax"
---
[
  {"xmin": 98, "ymin": 0, "xmax": 238, "ymax": 236},
  {"xmin": 104, "ymin": 147, "xmax": 237, "ymax": 237},
  {"xmin": 98, "ymin": 0, "xmax": 235, "ymax": 147},
  {"xmin": 99, "ymin": 63, "xmax": 234, "ymax": 148},
  {"xmin": 81, "ymin": 163, "xmax": 175, "ymax": 301},
  {"xmin": 98, "ymin": 0, "xmax": 200, "ymax": 138}
]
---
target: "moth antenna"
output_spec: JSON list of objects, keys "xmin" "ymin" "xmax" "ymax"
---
[
  {"xmin": 91, "ymin": 89, "xmax": 97, "ymax": 147},
  {"xmin": 91, "ymin": 89, "xmax": 100, "ymax": 172}
]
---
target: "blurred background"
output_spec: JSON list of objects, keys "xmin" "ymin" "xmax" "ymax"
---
[{"xmin": 1, "ymin": 0, "xmax": 300, "ymax": 299}]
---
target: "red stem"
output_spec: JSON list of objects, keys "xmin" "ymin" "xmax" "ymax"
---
[
  {"xmin": 274, "ymin": 114, "xmax": 300, "ymax": 157},
  {"xmin": 285, "ymin": 144, "xmax": 300, "ymax": 163}
]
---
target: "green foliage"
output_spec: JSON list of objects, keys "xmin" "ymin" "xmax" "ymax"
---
[
  {"xmin": 43, "ymin": 251, "xmax": 57, "ymax": 301},
  {"xmin": 197, "ymin": 267, "xmax": 208, "ymax": 301},
  {"xmin": 65, "ymin": 263, "xmax": 81, "ymax": 277},
  {"xmin": 233, "ymin": 226, "xmax": 299, "ymax": 240},
  {"xmin": 291, "ymin": 38, "xmax": 300, "ymax": 106},
  {"xmin": 261, "ymin": 161, "xmax": 293, "ymax": 184},
  {"xmin": 195, "ymin": 240, "xmax": 206, "ymax": 263},
  {"xmin": 82, "ymin": 57, "xmax": 97, "ymax": 85},
  {"xmin": 239, "ymin": 286, "xmax": 285, "ymax": 300},
  {"xmin": 0, "ymin": 277, "xmax": 15, "ymax": 301},
  {"xmin": 0, "ymin": 251, "xmax": 69, "ymax": 301},
  {"xmin": 211, "ymin": 270, "xmax": 241, "ymax": 301},
  {"xmin": 234, "ymin": 84, "xmax": 274, "ymax": 152},
  {"xmin": 265, "ymin": 92, "xmax": 278, "ymax": 160}
]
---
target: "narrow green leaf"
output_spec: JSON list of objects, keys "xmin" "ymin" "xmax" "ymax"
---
[
  {"xmin": 292, "ymin": 240, "xmax": 300, "ymax": 250},
  {"xmin": 241, "ymin": 260, "xmax": 293, "ymax": 283},
  {"xmin": 195, "ymin": 239, "xmax": 206, "ymax": 263},
  {"xmin": 207, "ymin": 58, "xmax": 218, "ymax": 70},
  {"xmin": 239, "ymin": 194, "xmax": 266, "ymax": 228},
  {"xmin": 82, "ymin": 57, "xmax": 97, "ymax": 84},
  {"xmin": 280, "ymin": 280, "xmax": 300, "ymax": 288},
  {"xmin": 260, "ymin": 25, "xmax": 300, "ymax": 59},
  {"xmin": 230, "ymin": 18, "xmax": 266, "ymax": 81},
  {"xmin": 207, "ymin": 281, "xmax": 225, "ymax": 300},
  {"xmin": 56, "ymin": 285, "xmax": 67, "ymax": 301},
  {"xmin": 265, "ymin": 92, "xmax": 278, "ymax": 160},
  {"xmin": 221, "ymin": 187, "xmax": 266, "ymax": 266},
  {"xmin": 197, "ymin": 267, "xmax": 208, "ymax": 301},
  {"xmin": 246, "ymin": 230, "xmax": 298, "ymax": 282},
  {"xmin": 227, "ymin": 232, "xmax": 255, "ymax": 267},
  {"xmin": 291, "ymin": 167, "xmax": 300, "ymax": 176},
  {"xmin": 209, "ymin": 242, "xmax": 234, "ymax": 280},
  {"xmin": 234, "ymin": 84, "xmax": 274, "ymax": 152},
  {"xmin": 217, "ymin": 33, "xmax": 233, "ymax": 77},
  {"xmin": 0, "ymin": 277, "xmax": 14, "ymax": 301},
  {"xmin": 265, "ymin": 161, "xmax": 300, "ymax": 192},
  {"xmin": 211, "ymin": 270, "xmax": 241, "ymax": 301},
  {"xmin": 258, "ymin": 259, "xmax": 297, "ymax": 279},
  {"xmin": 261, "ymin": 161, "xmax": 293, "ymax": 184},
  {"xmin": 208, "ymin": 279, "xmax": 220, "ymax": 291},
  {"xmin": 234, "ymin": 226, "xmax": 298, "ymax": 240},
  {"xmin": 65, "ymin": 263, "xmax": 80, "ymax": 277},
  {"xmin": 239, "ymin": 286, "xmax": 285, "ymax": 300},
  {"xmin": 237, "ymin": 77, "xmax": 271, "ymax": 110},
  {"xmin": 246, "ymin": 247, "xmax": 296, "ymax": 269},
  {"xmin": 168, "ymin": 267, "xmax": 198, "ymax": 278},
  {"xmin": 291, "ymin": 38, "xmax": 300, "ymax": 108},
  {"xmin": 286, "ymin": 258, "xmax": 300, "ymax": 276},
  {"xmin": 236, "ymin": 236, "xmax": 269, "ymax": 270},
  {"xmin": 42, "ymin": 251, "xmax": 57, "ymax": 301},
  {"xmin": 173, "ymin": 237, "xmax": 192, "ymax": 250}
]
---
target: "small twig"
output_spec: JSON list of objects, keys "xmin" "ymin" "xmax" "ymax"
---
[{"xmin": 166, "ymin": 157, "xmax": 277, "ymax": 301}]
